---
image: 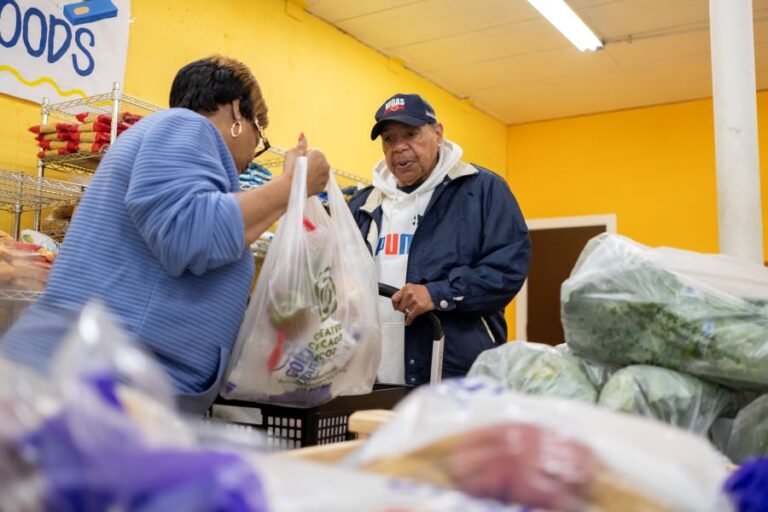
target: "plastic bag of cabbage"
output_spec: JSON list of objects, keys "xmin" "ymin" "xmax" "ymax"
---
[
  {"xmin": 598, "ymin": 365, "xmax": 734, "ymax": 435},
  {"xmin": 555, "ymin": 343, "xmax": 615, "ymax": 389},
  {"xmin": 561, "ymin": 233, "xmax": 768, "ymax": 390},
  {"xmin": 468, "ymin": 341, "xmax": 598, "ymax": 403}
]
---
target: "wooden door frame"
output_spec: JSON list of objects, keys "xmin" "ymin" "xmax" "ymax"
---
[{"xmin": 515, "ymin": 214, "xmax": 617, "ymax": 340}]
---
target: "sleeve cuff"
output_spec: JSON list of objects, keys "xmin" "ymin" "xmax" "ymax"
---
[{"xmin": 426, "ymin": 281, "xmax": 457, "ymax": 312}]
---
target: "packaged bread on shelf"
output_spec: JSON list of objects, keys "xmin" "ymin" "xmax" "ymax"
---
[{"xmin": 0, "ymin": 230, "xmax": 56, "ymax": 291}]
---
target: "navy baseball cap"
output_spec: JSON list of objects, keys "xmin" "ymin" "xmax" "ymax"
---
[{"xmin": 370, "ymin": 93, "xmax": 438, "ymax": 140}]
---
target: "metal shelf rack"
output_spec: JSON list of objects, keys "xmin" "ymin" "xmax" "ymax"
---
[
  {"xmin": 33, "ymin": 83, "xmax": 370, "ymax": 237},
  {"xmin": 0, "ymin": 170, "xmax": 82, "ymax": 239},
  {"xmin": 37, "ymin": 83, "xmax": 163, "ymax": 179},
  {"xmin": 35, "ymin": 83, "xmax": 162, "ymax": 229},
  {"xmin": 0, "ymin": 289, "xmax": 43, "ymax": 303},
  {"xmin": 254, "ymin": 146, "xmax": 371, "ymax": 189},
  {"xmin": 40, "ymin": 152, "xmax": 103, "ymax": 175},
  {"xmin": 0, "ymin": 289, "xmax": 43, "ymax": 332},
  {"xmin": 41, "ymin": 223, "xmax": 70, "ymax": 244}
]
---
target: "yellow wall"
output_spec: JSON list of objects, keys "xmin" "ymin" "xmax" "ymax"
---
[
  {"xmin": 505, "ymin": 91, "xmax": 768, "ymax": 334},
  {"xmin": 0, "ymin": 0, "xmax": 506, "ymax": 184}
]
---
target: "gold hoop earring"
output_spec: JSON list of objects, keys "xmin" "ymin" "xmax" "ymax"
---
[{"xmin": 231, "ymin": 120, "xmax": 243, "ymax": 138}]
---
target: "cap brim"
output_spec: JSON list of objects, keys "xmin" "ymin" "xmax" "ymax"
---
[{"xmin": 370, "ymin": 114, "xmax": 433, "ymax": 140}]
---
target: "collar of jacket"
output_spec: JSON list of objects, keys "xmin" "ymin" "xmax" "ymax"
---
[
  {"xmin": 358, "ymin": 161, "xmax": 478, "ymax": 253},
  {"xmin": 359, "ymin": 161, "xmax": 478, "ymax": 214}
]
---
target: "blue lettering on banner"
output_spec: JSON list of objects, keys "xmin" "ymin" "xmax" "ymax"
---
[
  {"xmin": 22, "ymin": 7, "xmax": 46, "ymax": 57},
  {"xmin": 0, "ymin": 0, "xmax": 22, "ymax": 48},
  {"xmin": 73, "ymin": 27, "xmax": 95, "ymax": 76},
  {"xmin": 0, "ymin": 0, "xmax": 104, "ymax": 77},
  {"xmin": 47, "ymin": 15, "xmax": 72, "ymax": 64}
]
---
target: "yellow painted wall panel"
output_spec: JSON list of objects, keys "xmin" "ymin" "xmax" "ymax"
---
[
  {"xmin": 505, "ymin": 91, "xmax": 768, "ymax": 337},
  {"xmin": 0, "ymin": 1, "xmax": 506, "ymax": 183}
]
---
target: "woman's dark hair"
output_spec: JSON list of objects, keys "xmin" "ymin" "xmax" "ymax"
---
[{"xmin": 169, "ymin": 55, "xmax": 268, "ymax": 128}]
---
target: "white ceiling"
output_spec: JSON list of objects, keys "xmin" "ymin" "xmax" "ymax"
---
[{"xmin": 306, "ymin": 0, "xmax": 768, "ymax": 124}]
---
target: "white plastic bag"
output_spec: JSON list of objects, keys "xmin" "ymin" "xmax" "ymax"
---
[
  {"xmin": 224, "ymin": 158, "xmax": 380, "ymax": 406},
  {"xmin": 248, "ymin": 455, "xmax": 528, "ymax": 512},
  {"xmin": 346, "ymin": 378, "xmax": 731, "ymax": 511}
]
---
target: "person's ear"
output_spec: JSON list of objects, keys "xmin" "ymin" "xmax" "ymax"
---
[
  {"xmin": 231, "ymin": 98, "xmax": 242, "ymax": 121},
  {"xmin": 433, "ymin": 123, "xmax": 444, "ymax": 143}
]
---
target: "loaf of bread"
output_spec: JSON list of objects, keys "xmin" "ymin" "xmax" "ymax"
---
[
  {"xmin": 0, "ymin": 231, "xmax": 55, "ymax": 291},
  {"xmin": 363, "ymin": 423, "xmax": 666, "ymax": 512}
]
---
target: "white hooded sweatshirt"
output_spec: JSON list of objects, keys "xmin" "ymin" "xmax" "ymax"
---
[{"xmin": 372, "ymin": 140, "xmax": 463, "ymax": 383}]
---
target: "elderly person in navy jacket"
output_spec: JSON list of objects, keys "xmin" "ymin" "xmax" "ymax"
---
[{"xmin": 349, "ymin": 93, "xmax": 531, "ymax": 386}]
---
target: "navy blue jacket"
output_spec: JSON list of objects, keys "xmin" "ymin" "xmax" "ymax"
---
[{"xmin": 349, "ymin": 162, "xmax": 531, "ymax": 385}]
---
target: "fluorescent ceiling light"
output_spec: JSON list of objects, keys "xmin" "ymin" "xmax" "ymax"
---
[{"xmin": 527, "ymin": 0, "xmax": 603, "ymax": 52}]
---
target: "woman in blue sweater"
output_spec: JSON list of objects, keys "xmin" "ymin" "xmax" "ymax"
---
[{"xmin": 1, "ymin": 55, "xmax": 330, "ymax": 412}]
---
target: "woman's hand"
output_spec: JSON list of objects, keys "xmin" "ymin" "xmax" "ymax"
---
[
  {"xmin": 305, "ymin": 149, "xmax": 330, "ymax": 196},
  {"xmin": 282, "ymin": 133, "xmax": 308, "ymax": 180},
  {"xmin": 283, "ymin": 133, "xmax": 330, "ymax": 196}
]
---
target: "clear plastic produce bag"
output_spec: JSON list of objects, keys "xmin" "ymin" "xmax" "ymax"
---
[
  {"xmin": 0, "ymin": 301, "xmax": 267, "ymax": 512},
  {"xmin": 724, "ymin": 394, "xmax": 768, "ymax": 464},
  {"xmin": 561, "ymin": 233, "xmax": 768, "ymax": 390},
  {"xmin": 468, "ymin": 341, "xmax": 598, "ymax": 403},
  {"xmin": 554, "ymin": 343, "xmax": 615, "ymax": 389},
  {"xmin": 224, "ymin": 157, "xmax": 380, "ymax": 406},
  {"xmin": 598, "ymin": 365, "xmax": 734, "ymax": 435}
]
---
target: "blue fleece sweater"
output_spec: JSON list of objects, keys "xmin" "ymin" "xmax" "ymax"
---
[{"xmin": 1, "ymin": 109, "xmax": 254, "ymax": 393}]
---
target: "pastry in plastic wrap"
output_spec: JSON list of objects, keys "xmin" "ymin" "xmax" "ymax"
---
[
  {"xmin": 0, "ymin": 232, "xmax": 55, "ymax": 291},
  {"xmin": 348, "ymin": 379, "xmax": 731, "ymax": 512}
]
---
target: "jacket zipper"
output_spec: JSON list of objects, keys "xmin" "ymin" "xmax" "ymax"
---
[{"xmin": 480, "ymin": 316, "xmax": 497, "ymax": 344}]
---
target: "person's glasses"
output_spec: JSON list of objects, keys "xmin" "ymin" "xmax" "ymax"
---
[{"xmin": 254, "ymin": 120, "xmax": 271, "ymax": 158}]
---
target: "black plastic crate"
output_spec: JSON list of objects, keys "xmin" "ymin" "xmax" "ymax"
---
[{"xmin": 208, "ymin": 384, "xmax": 411, "ymax": 450}]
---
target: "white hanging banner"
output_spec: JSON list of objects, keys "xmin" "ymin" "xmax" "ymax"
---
[{"xmin": 0, "ymin": 0, "xmax": 131, "ymax": 103}]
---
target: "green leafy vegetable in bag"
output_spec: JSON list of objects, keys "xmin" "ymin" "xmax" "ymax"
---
[
  {"xmin": 469, "ymin": 341, "xmax": 598, "ymax": 403},
  {"xmin": 598, "ymin": 365, "xmax": 733, "ymax": 435},
  {"xmin": 561, "ymin": 234, "xmax": 768, "ymax": 390}
]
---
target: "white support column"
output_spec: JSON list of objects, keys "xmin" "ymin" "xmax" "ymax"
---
[{"xmin": 709, "ymin": 0, "xmax": 764, "ymax": 264}]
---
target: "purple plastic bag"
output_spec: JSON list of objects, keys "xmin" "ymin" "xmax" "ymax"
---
[
  {"xmin": 724, "ymin": 458, "xmax": 768, "ymax": 512},
  {"xmin": 2, "ymin": 302, "xmax": 270, "ymax": 512}
]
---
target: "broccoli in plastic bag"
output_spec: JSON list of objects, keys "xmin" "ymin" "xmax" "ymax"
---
[
  {"xmin": 561, "ymin": 233, "xmax": 768, "ymax": 390},
  {"xmin": 598, "ymin": 365, "xmax": 734, "ymax": 435},
  {"xmin": 468, "ymin": 341, "xmax": 598, "ymax": 403},
  {"xmin": 0, "ymin": 301, "xmax": 268, "ymax": 512}
]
